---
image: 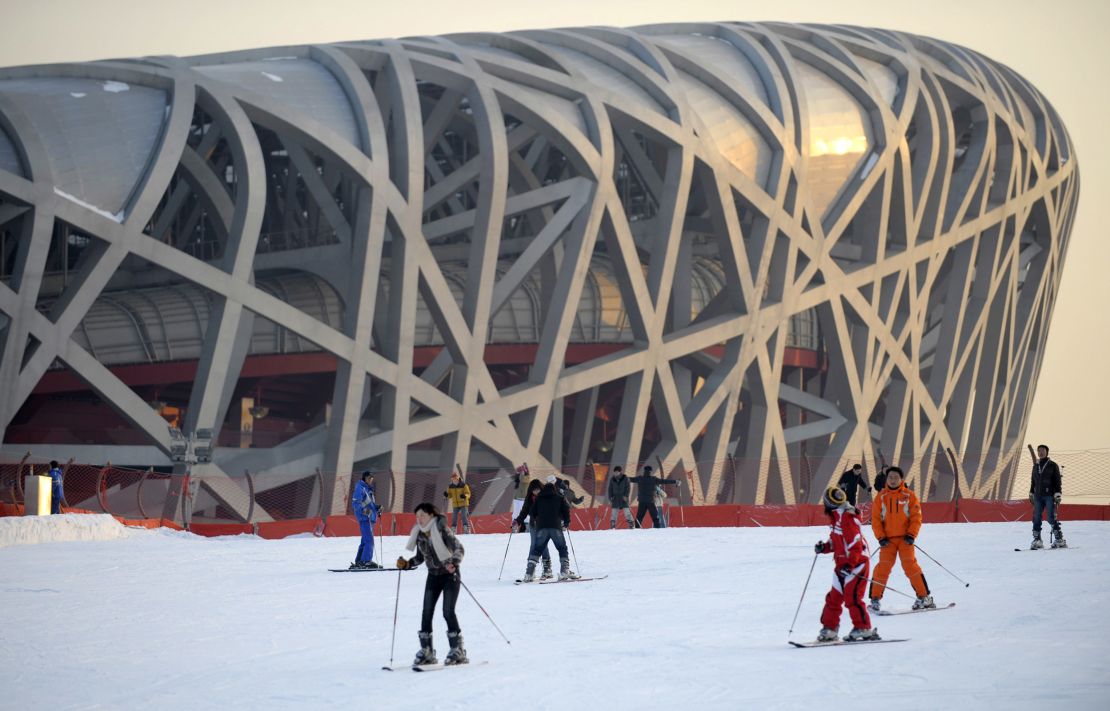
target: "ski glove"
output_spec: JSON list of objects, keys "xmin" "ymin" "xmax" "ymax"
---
[
  {"xmin": 904, "ymin": 535, "xmax": 915, "ymax": 546},
  {"xmin": 1053, "ymin": 493, "xmax": 1062, "ymax": 504},
  {"xmin": 878, "ymin": 538, "xmax": 889, "ymax": 548},
  {"xmin": 396, "ymin": 557, "xmax": 415, "ymax": 570},
  {"xmin": 815, "ymin": 541, "xmax": 829, "ymax": 554}
]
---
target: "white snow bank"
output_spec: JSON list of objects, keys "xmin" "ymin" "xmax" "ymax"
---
[
  {"xmin": 54, "ymin": 187, "xmax": 125, "ymax": 223},
  {"xmin": 102, "ymin": 80, "xmax": 130, "ymax": 93},
  {"xmin": 1, "ymin": 521, "xmax": 1107, "ymax": 709},
  {"xmin": 261, "ymin": 71, "xmax": 283, "ymax": 82},
  {"xmin": 0, "ymin": 513, "xmax": 131, "ymax": 547}
]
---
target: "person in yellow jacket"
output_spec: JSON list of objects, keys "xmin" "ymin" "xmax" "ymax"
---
[
  {"xmin": 443, "ymin": 472, "xmax": 473, "ymax": 534},
  {"xmin": 869, "ymin": 466, "xmax": 934, "ymax": 611}
]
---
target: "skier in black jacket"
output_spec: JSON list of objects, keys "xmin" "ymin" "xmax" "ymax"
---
[
  {"xmin": 516, "ymin": 478, "xmax": 579, "ymax": 582},
  {"xmin": 514, "ymin": 478, "xmax": 554, "ymax": 579},
  {"xmin": 629, "ymin": 465, "xmax": 679, "ymax": 528},
  {"xmin": 1029, "ymin": 444, "xmax": 1066, "ymax": 549},
  {"xmin": 607, "ymin": 465, "xmax": 636, "ymax": 529},
  {"xmin": 837, "ymin": 463, "xmax": 871, "ymax": 506}
]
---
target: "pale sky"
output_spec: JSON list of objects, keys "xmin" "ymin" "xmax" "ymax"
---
[{"xmin": 3, "ymin": 0, "xmax": 1107, "ymax": 450}]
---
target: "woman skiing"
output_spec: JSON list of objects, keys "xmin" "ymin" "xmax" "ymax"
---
[
  {"xmin": 396, "ymin": 502, "xmax": 468, "ymax": 666},
  {"xmin": 513, "ymin": 478, "xmax": 553, "ymax": 579},
  {"xmin": 814, "ymin": 485, "xmax": 877, "ymax": 642}
]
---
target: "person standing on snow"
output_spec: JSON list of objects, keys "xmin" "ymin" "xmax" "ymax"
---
[
  {"xmin": 443, "ymin": 471, "xmax": 472, "ymax": 534},
  {"xmin": 514, "ymin": 478, "xmax": 554, "ymax": 579},
  {"xmin": 606, "ymin": 465, "xmax": 636, "ymax": 529},
  {"xmin": 1029, "ymin": 444, "xmax": 1066, "ymax": 549},
  {"xmin": 511, "ymin": 463, "xmax": 531, "ymax": 521},
  {"xmin": 47, "ymin": 460, "xmax": 64, "ymax": 514},
  {"xmin": 837, "ymin": 463, "xmax": 871, "ymax": 506},
  {"xmin": 653, "ymin": 483, "xmax": 669, "ymax": 528},
  {"xmin": 555, "ymin": 476, "xmax": 585, "ymax": 508},
  {"xmin": 869, "ymin": 466, "xmax": 934, "ymax": 611},
  {"xmin": 518, "ymin": 477, "xmax": 579, "ymax": 583},
  {"xmin": 396, "ymin": 502, "xmax": 468, "ymax": 666},
  {"xmin": 350, "ymin": 470, "xmax": 381, "ymax": 569},
  {"xmin": 629, "ymin": 465, "xmax": 678, "ymax": 528},
  {"xmin": 814, "ymin": 485, "xmax": 877, "ymax": 642}
]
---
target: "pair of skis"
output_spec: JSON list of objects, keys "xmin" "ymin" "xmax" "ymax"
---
[
  {"xmin": 790, "ymin": 601, "xmax": 954, "ymax": 647},
  {"xmin": 382, "ymin": 661, "xmax": 489, "ymax": 672},
  {"xmin": 514, "ymin": 574, "xmax": 608, "ymax": 585},
  {"xmin": 328, "ymin": 567, "xmax": 404, "ymax": 573}
]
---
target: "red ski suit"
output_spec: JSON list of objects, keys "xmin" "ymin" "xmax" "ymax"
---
[{"xmin": 818, "ymin": 506, "xmax": 872, "ymax": 631}]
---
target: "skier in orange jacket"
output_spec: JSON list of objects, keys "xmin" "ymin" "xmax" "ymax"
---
[{"xmin": 869, "ymin": 466, "xmax": 934, "ymax": 611}]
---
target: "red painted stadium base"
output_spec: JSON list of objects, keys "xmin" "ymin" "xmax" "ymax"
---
[{"xmin": 6, "ymin": 500, "xmax": 1108, "ymax": 538}]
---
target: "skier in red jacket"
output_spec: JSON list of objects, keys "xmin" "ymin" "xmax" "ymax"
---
[{"xmin": 814, "ymin": 485, "xmax": 878, "ymax": 642}]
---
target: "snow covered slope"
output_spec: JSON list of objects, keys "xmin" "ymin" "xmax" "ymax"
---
[{"xmin": 1, "ymin": 519, "xmax": 1107, "ymax": 710}]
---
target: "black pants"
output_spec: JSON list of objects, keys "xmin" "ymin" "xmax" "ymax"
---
[
  {"xmin": 636, "ymin": 501, "xmax": 661, "ymax": 527},
  {"xmin": 421, "ymin": 572, "xmax": 460, "ymax": 634}
]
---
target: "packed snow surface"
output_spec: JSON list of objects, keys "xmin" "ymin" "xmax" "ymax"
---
[{"xmin": 1, "ymin": 518, "xmax": 1107, "ymax": 710}]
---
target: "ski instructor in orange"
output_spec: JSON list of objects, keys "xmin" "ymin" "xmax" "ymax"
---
[{"xmin": 869, "ymin": 465, "xmax": 935, "ymax": 611}]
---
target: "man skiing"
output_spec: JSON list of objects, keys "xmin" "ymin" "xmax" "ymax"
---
[
  {"xmin": 1029, "ymin": 444, "xmax": 1066, "ymax": 549},
  {"xmin": 444, "ymin": 471, "xmax": 472, "ymax": 533},
  {"xmin": 869, "ymin": 466, "xmax": 934, "ymax": 611},
  {"xmin": 513, "ymin": 478, "xmax": 554, "ymax": 579},
  {"xmin": 396, "ymin": 502, "xmax": 468, "ymax": 666},
  {"xmin": 815, "ymin": 485, "xmax": 877, "ymax": 642},
  {"xmin": 517, "ymin": 478, "xmax": 579, "ymax": 582},
  {"xmin": 47, "ymin": 460, "xmax": 64, "ymax": 514},
  {"xmin": 607, "ymin": 465, "xmax": 635, "ymax": 529},
  {"xmin": 837, "ymin": 463, "xmax": 871, "ymax": 506},
  {"xmin": 629, "ymin": 465, "xmax": 679, "ymax": 528},
  {"xmin": 349, "ymin": 470, "xmax": 381, "ymax": 570}
]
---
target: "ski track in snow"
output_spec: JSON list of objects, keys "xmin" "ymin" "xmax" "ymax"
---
[{"xmin": 1, "ymin": 518, "xmax": 1108, "ymax": 710}]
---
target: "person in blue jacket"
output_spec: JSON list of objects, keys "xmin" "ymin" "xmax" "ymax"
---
[
  {"xmin": 48, "ymin": 460, "xmax": 64, "ymax": 514},
  {"xmin": 350, "ymin": 470, "xmax": 381, "ymax": 569}
]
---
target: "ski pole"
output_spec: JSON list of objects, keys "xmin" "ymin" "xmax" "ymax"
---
[
  {"xmin": 497, "ymin": 527, "xmax": 514, "ymax": 581},
  {"xmin": 387, "ymin": 569, "xmax": 402, "ymax": 667},
  {"xmin": 863, "ymin": 575, "xmax": 914, "ymax": 599},
  {"xmin": 459, "ymin": 578, "xmax": 511, "ymax": 645},
  {"xmin": 565, "ymin": 524, "xmax": 582, "ymax": 575},
  {"xmin": 788, "ymin": 553, "xmax": 819, "ymax": 636},
  {"xmin": 914, "ymin": 545, "xmax": 970, "ymax": 587}
]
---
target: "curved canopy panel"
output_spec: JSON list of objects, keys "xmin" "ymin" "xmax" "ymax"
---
[
  {"xmin": 0, "ymin": 123, "xmax": 23, "ymax": 177},
  {"xmin": 0, "ymin": 77, "xmax": 168, "ymax": 217},
  {"xmin": 194, "ymin": 59, "xmax": 360, "ymax": 147}
]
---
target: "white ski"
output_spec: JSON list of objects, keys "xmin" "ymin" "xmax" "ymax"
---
[
  {"xmin": 876, "ymin": 602, "xmax": 955, "ymax": 616},
  {"xmin": 382, "ymin": 661, "xmax": 488, "ymax": 672},
  {"xmin": 790, "ymin": 638, "xmax": 908, "ymax": 648}
]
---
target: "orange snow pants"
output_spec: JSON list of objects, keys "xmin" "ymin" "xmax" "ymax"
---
[{"xmin": 869, "ymin": 536, "xmax": 930, "ymax": 599}]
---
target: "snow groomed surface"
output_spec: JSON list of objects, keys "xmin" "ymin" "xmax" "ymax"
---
[{"xmin": 1, "ymin": 516, "xmax": 1108, "ymax": 709}]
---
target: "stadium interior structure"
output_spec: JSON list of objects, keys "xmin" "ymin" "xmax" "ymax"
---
[{"xmin": 0, "ymin": 22, "xmax": 1078, "ymax": 521}]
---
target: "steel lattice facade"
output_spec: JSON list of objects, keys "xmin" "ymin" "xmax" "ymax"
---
[{"xmin": 0, "ymin": 22, "xmax": 1078, "ymax": 515}]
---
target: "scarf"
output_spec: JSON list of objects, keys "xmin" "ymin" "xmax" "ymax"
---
[{"xmin": 405, "ymin": 516, "xmax": 453, "ymax": 564}]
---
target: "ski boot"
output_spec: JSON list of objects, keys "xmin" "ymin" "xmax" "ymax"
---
[
  {"xmin": 1031, "ymin": 533, "xmax": 1044, "ymax": 550},
  {"xmin": 816, "ymin": 627, "xmax": 839, "ymax": 642},
  {"xmin": 845, "ymin": 627, "xmax": 880, "ymax": 642},
  {"xmin": 912, "ymin": 595, "xmax": 936, "ymax": 610},
  {"xmin": 540, "ymin": 559, "xmax": 554, "ymax": 581},
  {"xmin": 444, "ymin": 631, "xmax": 468, "ymax": 665},
  {"xmin": 521, "ymin": 559, "xmax": 537, "ymax": 583},
  {"xmin": 1051, "ymin": 529, "xmax": 1067, "ymax": 549},
  {"xmin": 868, "ymin": 597, "xmax": 881, "ymax": 613},
  {"xmin": 413, "ymin": 632, "xmax": 437, "ymax": 666},
  {"xmin": 558, "ymin": 559, "xmax": 581, "ymax": 581}
]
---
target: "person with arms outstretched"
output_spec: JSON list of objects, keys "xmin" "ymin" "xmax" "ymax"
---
[{"xmin": 629, "ymin": 465, "xmax": 678, "ymax": 528}]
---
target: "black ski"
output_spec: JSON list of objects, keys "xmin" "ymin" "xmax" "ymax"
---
[
  {"xmin": 790, "ymin": 638, "xmax": 908, "ymax": 648},
  {"xmin": 539, "ymin": 574, "xmax": 608, "ymax": 584},
  {"xmin": 329, "ymin": 567, "xmax": 402, "ymax": 572},
  {"xmin": 1014, "ymin": 546, "xmax": 1072, "ymax": 552},
  {"xmin": 876, "ymin": 602, "xmax": 955, "ymax": 616},
  {"xmin": 382, "ymin": 661, "xmax": 488, "ymax": 672}
]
